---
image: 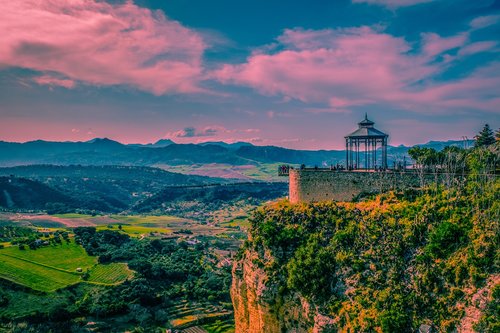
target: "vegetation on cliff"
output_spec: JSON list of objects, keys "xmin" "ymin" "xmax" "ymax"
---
[{"xmin": 243, "ymin": 146, "xmax": 499, "ymax": 332}]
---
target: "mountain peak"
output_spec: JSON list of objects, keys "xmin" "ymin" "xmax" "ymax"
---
[
  {"xmin": 153, "ymin": 139, "xmax": 175, "ymax": 147},
  {"xmin": 87, "ymin": 138, "xmax": 122, "ymax": 145}
]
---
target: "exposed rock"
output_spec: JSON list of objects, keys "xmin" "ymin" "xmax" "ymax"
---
[
  {"xmin": 457, "ymin": 274, "xmax": 500, "ymax": 333},
  {"xmin": 232, "ymin": 248, "xmax": 336, "ymax": 333}
]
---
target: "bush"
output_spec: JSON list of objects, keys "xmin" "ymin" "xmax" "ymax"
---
[
  {"xmin": 287, "ymin": 236, "xmax": 336, "ymax": 301},
  {"xmin": 425, "ymin": 222, "xmax": 465, "ymax": 259}
]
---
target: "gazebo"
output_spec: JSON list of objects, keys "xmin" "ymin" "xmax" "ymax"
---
[{"xmin": 345, "ymin": 114, "xmax": 388, "ymax": 170}]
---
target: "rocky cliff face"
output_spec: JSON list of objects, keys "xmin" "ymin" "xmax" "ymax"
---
[
  {"xmin": 230, "ymin": 181, "xmax": 499, "ymax": 333},
  {"xmin": 231, "ymin": 247, "xmax": 336, "ymax": 333}
]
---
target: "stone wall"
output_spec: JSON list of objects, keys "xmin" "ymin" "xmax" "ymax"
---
[{"xmin": 289, "ymin": 169, "xmax": 431, "ymax": 203}]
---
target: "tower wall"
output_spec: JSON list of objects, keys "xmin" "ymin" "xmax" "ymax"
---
[{"xmin": 289, "ymin": 169, "xmax": 428, "ymax": 203}]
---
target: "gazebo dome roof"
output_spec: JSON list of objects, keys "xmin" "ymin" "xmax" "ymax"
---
[
  {"xmin": 345, "ymin": 114, "xmax": 388, "ymax": 138},
  {"xmin": 358, "ymin": 113, "xmax": 374, "ymax": 127}
]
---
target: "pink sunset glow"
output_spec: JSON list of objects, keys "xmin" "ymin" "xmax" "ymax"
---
[{"xmin": 0, "ymin": 0, "xmax": 207, "ymax": 94}]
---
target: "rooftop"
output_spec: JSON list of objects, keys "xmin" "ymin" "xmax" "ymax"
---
[{"xmin": 345, "ymin": 114, "xmax": 388, "ymax": 138}]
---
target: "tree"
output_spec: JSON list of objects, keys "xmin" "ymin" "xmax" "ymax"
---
[
  {"xmin": 475, "ymin": 124, "xmax": 495, "ymax": 147},
  {"xmin": 496, "ymin": 128, "xmax": 500, "ymax": 142}
]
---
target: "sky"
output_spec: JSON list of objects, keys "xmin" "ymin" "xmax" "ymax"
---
[{"xmin": 0, "ymin": 0, "xmax": 499, "ymax": 150}]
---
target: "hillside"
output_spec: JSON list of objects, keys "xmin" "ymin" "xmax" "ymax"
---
[
  {"xmin": 0, "ymin": 165, "xmax": 226, "ymax": 213},
  {"xmin": 232, "ymin": 175, "xmax": 498, "ymax": 332},
  {"xmin": 0, "ymin": 177, "xmax": 75, "ymax": 211}
]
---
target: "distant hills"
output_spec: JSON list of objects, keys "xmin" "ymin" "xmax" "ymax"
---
[
  {"xmin": 0, "ymin": 176, "xmax": 75, "ymax": 211},
  {"xmin": 0, "ymin": 138, "xmax": 473, "ymax": 168},
  {"xmin": 0, "ymin": 165, "xmax": 225, "ymax": 213}
]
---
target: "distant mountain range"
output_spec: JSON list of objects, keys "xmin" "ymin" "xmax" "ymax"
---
[{"xmin": 0, "ymin": 138, "xmax": 474, "ymax": 167}]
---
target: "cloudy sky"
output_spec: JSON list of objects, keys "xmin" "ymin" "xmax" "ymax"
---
[{"xmin": 1, "ymin": 0, "xmax": 499, "ymax": 149}]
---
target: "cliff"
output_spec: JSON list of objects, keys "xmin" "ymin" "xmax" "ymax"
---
[
  {"xmin": 231, "ymin": 175, "xmax": 499, "ymax": 332},
  {"xmin": 232, "ymin": 246, "xmax": 336, "ymax": 333}
]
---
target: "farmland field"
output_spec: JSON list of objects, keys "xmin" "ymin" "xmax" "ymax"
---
[
  {"xmin": 96, "ymin": 224, "xmax": 171, "ymax": 237},
  {"xmin": 87, "ymin": 263, "xmax": 133, "ymax": 285},
  {"xmin": 0, "ymin": 242, "xmax": 131, "ymax": 292},
  {"xmin": 0, "ymin": 241, "xmax": 96, "ymax": 271},
  {"xmin": 0, "ymin": 254, "xmax": 79, "ymax": 292},
  {"xmin": 108, "ymin": 215, "xmax": 188, "ymax": 226}
]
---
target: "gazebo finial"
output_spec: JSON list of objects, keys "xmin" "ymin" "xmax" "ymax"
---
[{"xmin": 365, "ymin": 112, "xmax": 368, "ymax": 120}]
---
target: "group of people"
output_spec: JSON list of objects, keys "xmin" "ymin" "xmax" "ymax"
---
[
  {"xmin": 287, "ymin": 162, "xmax": 405, "ymax": 172},
  {"xmin": 330, "ymin": 164, "xmax": 345, "ymax": 171}
]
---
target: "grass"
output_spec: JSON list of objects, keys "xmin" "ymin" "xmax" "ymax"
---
[
  {"xmin": 0, "ymin": 242, "xmax": 131, "ymax": 292},
  {"xmin": 87, "ymin": 263, "xmax": 133, "ymax": 285},
  {"xmin": 46, "ymin": 214, "xmax": 190, "ymax": 237},
  {"xmin": 1, "ymin": 241, "xmax": 96, "ymax": 271},
  {"xmin": 97, "ymin": 224, "xmax": 171, "ymax": 237},
  {"xmin": 95, "ymin": 215, "xmax": 192, "ymax": 236},
  {"xmin": 0, "ymin": 254, "xmax": 81, "ymax": 292}
]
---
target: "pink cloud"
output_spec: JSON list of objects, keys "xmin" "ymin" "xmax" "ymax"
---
[
  {"xmin": 306, "ymin": 108, "xmax": 351, "ymax": 114},
  {"xmin": 163, "ymin": 126, "xmax": 262, "ymax": 143},
  {"xmin": 352, "ymin": 0, "xmax": 437, "ymax": 8},
  {"xmin": 458, "ymin": 41, "xmax": 498, "ymax": 56},
  {"xmin": 0, "ymin": 0, "xmax": 207, "ymax": 95},
  {"xmin": 421, "ymin": 32, "xmax": 468, "ymax": 57},
  {"xmin": 380, "ymin": 62, "xmax": 500, "ymax": 113},
  {"xmin": 329, "ymin": 97, "xmax": 372, "ymax": 108},
  {"xmin": 214, "ymin": 26, "xmax": 499, "ymax": 114},
  {"xmin": 215, "ymin": 27, "xmax": 434, "ymax": 102},
  {"xmin": 469, "ymin": 15, "xmax": 500, "ymax": 30},
  {"xmin": 165, "ymin": 126, "xmax": 220, "ymax": 139},
  {"xmin": 33, "ymin": 75, "xmax": 76, "ymax": 89}
]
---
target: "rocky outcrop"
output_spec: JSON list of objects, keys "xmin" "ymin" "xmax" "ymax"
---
[{"xmin": 231, "ymin": 248, "xmax": 336, "ymax": 333}]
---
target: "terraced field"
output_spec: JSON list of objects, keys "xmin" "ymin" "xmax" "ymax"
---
[
  {"xmin": 87, "ymin": 263, "xmax": 133, "ymax": 285},
  {"xmin": 169, "ymin": 300, "xmax": 233, "ymax": 331},
  {"xmin": 203, "ymin": 319, "xmax": 235, "ymax": 333}
]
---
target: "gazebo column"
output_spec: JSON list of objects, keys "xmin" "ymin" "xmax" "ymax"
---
[
  {"xmin": 351, "ymin": 140, "xmax": 354, "ymax": 169},
  {"xmin": 345, "ymin": 139, "xmax": 349, "ymax": 168},
  {"xmin": 356, "ymin": 140, "xmax": 359, "ymax": 168},
  {"xmin": 365, "ymin": 139, "xmax": 369, "ymax": 169},
  {"xmin": 350, "ymin": 140, "xmax": 353, "ymax": 168}
]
